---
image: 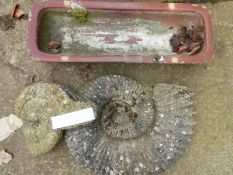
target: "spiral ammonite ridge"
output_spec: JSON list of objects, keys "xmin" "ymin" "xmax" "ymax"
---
[{"xmin": 65, "ymin": 75, "xmax": 195, "ymax": 175}]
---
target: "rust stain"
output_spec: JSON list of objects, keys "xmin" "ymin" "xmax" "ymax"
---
[
  {"xmin": 123, "ymin": 36, "xmax": 142, "ymax": 44},
  {"xmin": 97, "ymin": 34, "xmax": 118, "ymax": 44},
  {"xmin": 84, "ymin": 33, "xmax": 142, "ymax": 45}
]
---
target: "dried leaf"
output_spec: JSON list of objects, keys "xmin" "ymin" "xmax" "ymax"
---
[
  {"xmin": 178, "ymin": 45, "xmax": 189, "ymax": 53},
  {"xmin": 10, "ymin": 4, "xmax": 25, "ymax": 19},
  {"xmin": 48, "ymin": 41, "xmax": 61, "ymax": 49},
  {"xmin": 189, "ymin": 42, "xmax": 200, "ymax": 50},
  {"xmin": 49, "ymin": 49, "xmax": 60, "ymax": 54},
  {"xmin": 188, "ymin": 45, "xmax": 201, "ymax": 56}
]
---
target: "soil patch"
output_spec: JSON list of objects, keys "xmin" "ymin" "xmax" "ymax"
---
[{"xmin": 0, "ymin": 15, "xmax": 16, "ymax": 31}]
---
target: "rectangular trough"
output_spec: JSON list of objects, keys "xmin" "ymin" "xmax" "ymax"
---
[{"xmin": 28, "ymin": 1, "xmax": 213, "ymax": 63}]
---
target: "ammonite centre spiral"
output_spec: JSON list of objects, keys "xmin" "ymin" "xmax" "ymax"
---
[
  {"xmin": 99, "ymin": 90, "xmax": 154, "ymax": 140},
  {"xmin": 100, "ymin": 97, "xmax": 152, "ymax": 139},
  {"xmin": 65, "ymin": 75, "xmax": 195, "ymax": 175}
]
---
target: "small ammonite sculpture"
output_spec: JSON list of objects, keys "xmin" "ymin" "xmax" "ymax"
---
[
  {"xmin": 15, "ymin": 82, "xmax": 94, "ymax": 156},
  {"xmin": 65, "ymin": 75, "xmax": 196, "ymax": 175}
]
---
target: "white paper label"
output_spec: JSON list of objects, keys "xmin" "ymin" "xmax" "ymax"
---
[{"xmin": 51, "ymin": 108, "xmax": 95, "ymax": 129}]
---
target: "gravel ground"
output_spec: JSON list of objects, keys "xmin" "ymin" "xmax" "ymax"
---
[{"xmin": 0, "ymin": 0, "xmax": 233, "ymax": 175}]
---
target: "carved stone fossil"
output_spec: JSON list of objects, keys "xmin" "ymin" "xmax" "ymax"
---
[
  {"xmin": 15, "ymin": 82, "xmax": 94, "ymax": 156},
  {"xmin": 65, "ymin": 75, "xmax": 196, "ymax": 175}
]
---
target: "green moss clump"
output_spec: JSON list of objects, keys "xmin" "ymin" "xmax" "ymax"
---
[{"xmin": 67, "ymin": 7, "xmax": 88, "ymax": 23}]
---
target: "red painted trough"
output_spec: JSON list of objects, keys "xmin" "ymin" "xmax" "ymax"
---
[{"xmin": 28, "ymin": 1, "xmax": 213, "ymax": 63}]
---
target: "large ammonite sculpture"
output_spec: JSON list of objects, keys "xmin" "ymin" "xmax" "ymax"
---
[{"xmin": 65, "ymin": 75, "xmax": 195, "ymax": 175}]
